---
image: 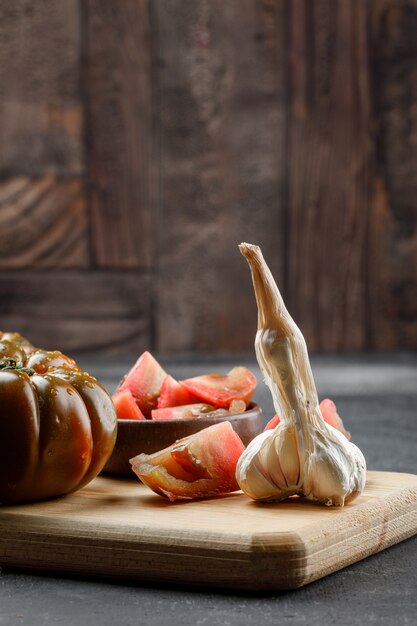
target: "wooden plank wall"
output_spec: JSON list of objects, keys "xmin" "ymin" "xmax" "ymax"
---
[{"xmin": 0, "ymin": 0, "xmax": 416, "ymax": 354}]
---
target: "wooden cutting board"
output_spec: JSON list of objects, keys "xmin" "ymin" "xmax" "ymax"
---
[{"xmin": 0, "ymin": 471, "xmax": 416, "ymax": 591}]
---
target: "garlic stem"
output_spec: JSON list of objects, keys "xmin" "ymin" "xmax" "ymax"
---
[{"xmin": 240, "ymin": 243, "xmax": 322, "ymax": 436}]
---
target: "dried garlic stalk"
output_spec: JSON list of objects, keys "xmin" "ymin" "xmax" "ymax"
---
[{"xmin": 236, "ymin": 243, "xmax": 366, "ymax": 506}]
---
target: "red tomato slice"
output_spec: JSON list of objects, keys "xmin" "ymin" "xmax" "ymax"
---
[
  {"xmin": 319, "ymin": 398, "xmax": 351, "ymax": 439},
  {"xmin": 113, "ymin": 389, "xmax": 146, "ymax": 421},
  {"xmin": 130, "ymin": 421, "xmax": 245, "ymax": 501},
  {"xmin": 180, "ymin": 366, "xmax": 256, "ymax": 409},
  {"xmin": 117, "ymin": 352, "xmax": 166, "ymax": 418},
  {"xmin": 263, "ymin": 399, "xmax": 351, "ymax": 439},
  {"xmin": 151, "ymin": 403, "xmax": 215, "ymax": 420},
  {"xmin": 264, "ymin": 414, "xmax": 280, "ymax": 431},
  {"xmin": 157, "ymin": 375, "xmax": 199, "ymax": 408}
]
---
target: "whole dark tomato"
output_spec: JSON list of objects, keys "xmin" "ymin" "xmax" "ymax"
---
[{"xmin": 0, "ymin": 332, "xmax": 117, "ymax": 504}]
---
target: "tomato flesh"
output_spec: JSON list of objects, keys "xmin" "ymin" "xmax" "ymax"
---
[
  {"xmin": 263, "ymin": 399, "xmax": 351, "ymax": 439},
  {"xmin": 264, "ymin": 414, "xmax": 281, "ymax": 431},
  {"xmin": 319, "ymin": 398, "xmax": 351, "ymax": 439},
  {"xmin": 151, "ymin": 403, "xmax": 215, "ymax": 421},
  {"xmin": 117, "ymin": 352, "xmax": 166, "ymax": 418},
  {"xmin": 115, "ymin": 354, "xmax": 257, "ymax": 420},
  {"xmin": 157, "ymin": 374, "xmax": 199, "ymax": 408},
  {"xmin": 180, "ymin": 366, "xmax": 256, "ymax": 409},
  {"xmin": 130, "ymin": 421, "xmax": 245, "ymax": 501},
  {"xmin": 171, "ymin": 445, "xmax": 212, "ymax": 479},
  {"xmin": 113, "ymin": 389, "xmax": 145, "ymax": 420}
]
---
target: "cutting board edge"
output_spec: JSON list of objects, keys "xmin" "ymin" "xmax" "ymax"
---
[
  {"xmin": 249, "ymin": 480, "xmax": 417, "ymax": 589},
  {"xmin": 1, "ymin": 471, "xmax": 417, "ymax": 591},
  {"xmin": 2, "ymin": 513, "xmax": 416, "ymax": 592}
]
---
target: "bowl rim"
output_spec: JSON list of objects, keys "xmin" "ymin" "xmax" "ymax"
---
[{"xmin": 116, "ymin": 401, "xmax": 262, "ymax": 425}]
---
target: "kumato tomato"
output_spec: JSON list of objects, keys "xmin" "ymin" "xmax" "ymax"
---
[
  {"xmin": 0, "ymin": 332, "xmax": 117, "ymax": 504},
  {"xmin": 180, "ymin": 366, "xmax": 256, "ymax": 409},
  {"xmin": 130, "ymin": 421, "xmax": 245, "ymax": 501}
]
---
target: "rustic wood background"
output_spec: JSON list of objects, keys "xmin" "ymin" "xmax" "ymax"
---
[{"xmin": 0, "ymin": 0, "xmax": 416, "ymax": 354}]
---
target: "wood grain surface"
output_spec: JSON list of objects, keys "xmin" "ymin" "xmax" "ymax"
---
[
  {"xmin": 0, "ymin": 1, "xmax": 416, "ymax": 352},
  {"xmin": 153, "ymin": 0, "xmax": 285, "ymax": 351},
  {"xmin": 0, "ymin": 0, "xmax": 82, "ymax": 176},
  {"xmin": 369, "ymin": 0, "xmax": 417, "ymax": 349},
  {"xmin": 0, "ymin": 471, "xmax": 416, "ymax": 590},
  {"xmin": 286, "ymin": 0, "xmax": 371, "ymax": 351},
  {"xmin": 84, "ymin": 0, "xmax": 153, "ymax": 269},
  {"xmin": 0, "ymin": 176, "xmax": 88, "ymax": 268},
  {"xmin": 0, "ymin": 270, "xmax": 151, "ymax": 353}
]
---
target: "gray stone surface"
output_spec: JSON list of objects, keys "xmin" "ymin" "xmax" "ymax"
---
[{"xmin": 1, "ymin": 354, "xmax": 416, "ymax": 626}]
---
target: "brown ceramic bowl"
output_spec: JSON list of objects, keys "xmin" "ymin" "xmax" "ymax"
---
[{"xmin": 102, "ymin": 402, "xmax": 263, "ymax": 477}]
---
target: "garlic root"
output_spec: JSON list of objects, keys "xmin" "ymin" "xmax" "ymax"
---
[{"xmin": 236, "ymin": 243, "xmax": 366, "ymax": 506}]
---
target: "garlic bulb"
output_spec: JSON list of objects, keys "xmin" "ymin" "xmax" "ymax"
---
[{"xmin": 236, "ymin": 243, "xmax": 366, "ymax": 506}]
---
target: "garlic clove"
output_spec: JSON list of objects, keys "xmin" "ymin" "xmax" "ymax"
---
[
  {"xmin": 273, "ymin": 424, "xmax": 300, "ymax": 488},
  {"xmin": 236, "ymin": 431, "xmax": 282, "ymax": 500}
]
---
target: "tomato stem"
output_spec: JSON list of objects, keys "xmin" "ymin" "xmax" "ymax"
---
[{"xmin": 0, "ymin": 358, "xmax": 35, "ymax": 376}]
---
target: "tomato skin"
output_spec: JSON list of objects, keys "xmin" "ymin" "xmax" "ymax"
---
[
  {"xmin": 0, "ymin": 371, "xmax": 40, "ymax": 500},
  {"xmin": 0, "ymin": 332, "xmax": 35, "ymax": 356},
  {"xmin": 54, "ymin": 368, "xmax": 119, "ymax": 490},
  {"xmin": 130, "ymin": 421, "xmax": 245, "ymax": 501},
  {"xmin": 0, "ymin": 335, "xmax": 117, "ymax": 504},
  {"xmin": 0, "ymin": 339, "xmax": 27, "ymax": 365},
  {"xmin": 30, "ymin": 374, "xmax": 93, "ymax": 498},
  {"xmin": 27, "ymin": 350, "xmax": 80, "ymax": 374}
]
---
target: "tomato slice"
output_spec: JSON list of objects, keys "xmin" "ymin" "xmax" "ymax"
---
[
  {"xmin": 319, "ymin": 398, "xmax": 351, "ymax": 439},
  {"xmin": 170, "ymin": 445, "xmax": 212, "ymax": 479},
  {"xmin": 151, "ymin": 403, "xmax": 215, "ymax": 420},
  {"xmin": 180, "ymin": 366, "xmax": 256, "ymax": 409},
  {"xmin": 264, "ymin": 414, "xmax": 280, "ymax": 431},
  {"xmin": 157, "ymin": 375, "xmax": 199, "ymax": 408},
  {"xmin": 117, "ymin": 352, "xmax": 166, "ymax": 418},
  {"xmin": 130, "ymin": 421, "xmax": 245, "ymax": 501},
  {"xmin": 263, "ymin": 399, "xmax": 351, "ymax": 439},
  {"xmin": 113, "ymin": 389, "xmax": 146, "ymax": 420}
]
